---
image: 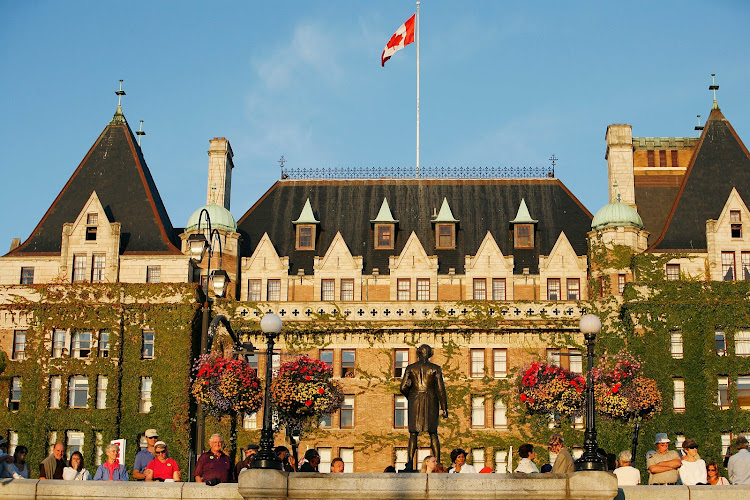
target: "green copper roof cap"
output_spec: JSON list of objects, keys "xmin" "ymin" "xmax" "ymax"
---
[
  {"xmin": 186, "ymin": 202, "xmax": 237, "ymax": 232},
  {"xmin": 293, "ymin": 198, "xmax": 320, "ymax": 224},
  {"xmin": 432, "ymin": 198, "xmax": 459, "ymax": 223},
  {"xmin": 370, "ymin": 198, "xmax": 399, "ymax": 223},
  {"xmin": 591, "ymin": 201, "xmax": 644, "ymax": 230},
  {"xmin": 510, "ymin": 198, "xmax": 537, "ymax": 224}
]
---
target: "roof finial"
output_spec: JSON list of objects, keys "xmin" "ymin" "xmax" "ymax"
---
[
  {"xmin": 709, "ymin": 73, "xmax": 719, "ymax": 110},
  {"xmin": 548, "ymin": 154, "xmax": 557, "ymax": 178},
  {"xmin": 695, "ymin": 114, "xmax": 704, "ymax": 131},
  {"xmin": 136, "ymin": 120, "xmax": 146, "ymax": 146},
  {"xmin": 279, "ymin": 155, "xmax": 288, "ymax": 179},
  {"xmin": 116, "ymin": 79, "xmax": 126, "ymax": 110}
]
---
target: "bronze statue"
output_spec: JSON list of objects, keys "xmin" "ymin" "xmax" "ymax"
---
[{"xmin": 399, "ymin": 344, "xmax": 448, "ymax": 468}]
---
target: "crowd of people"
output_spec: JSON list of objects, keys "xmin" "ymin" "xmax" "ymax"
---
[{"xmin": 2, "ymin": 428, "xmax": 750, "ymax": 486}]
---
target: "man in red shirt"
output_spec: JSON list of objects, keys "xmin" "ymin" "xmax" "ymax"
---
[
  {"xmin": 195, "ymin": 434, "xmax": 233, "ymax": 484},
  {"xmin": 145, "ymin": 441, "xmax": 180, "ymax": 482}
]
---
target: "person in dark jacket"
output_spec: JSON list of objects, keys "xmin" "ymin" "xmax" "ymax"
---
[{"xmin": 299, "ymin": 449, "xmax": 320, "ymax": 472}]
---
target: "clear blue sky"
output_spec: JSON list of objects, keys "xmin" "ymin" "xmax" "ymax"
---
[{"xmin": 2, "ymin": 1, "xmax": 749, "ymax": 249}]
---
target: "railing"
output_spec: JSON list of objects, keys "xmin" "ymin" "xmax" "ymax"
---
[{"xmin": 280, "ymin": 165, "xmax": 554, "ymax": 180}]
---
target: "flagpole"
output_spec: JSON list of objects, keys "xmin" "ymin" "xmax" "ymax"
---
[{"xmin": 416, "ymin": 1, "xmax": 420, "ymax": 178}]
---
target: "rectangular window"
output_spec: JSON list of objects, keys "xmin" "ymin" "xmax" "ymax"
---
[
  {"xmin": 492, "ymin": 278, "xmax": 506, "ymax": 300},
  {"xmin": 569, "ymin": 350, "xmax": 583, "ymax": 374},
  {"xmin": 718, "ymin": 376, "xmax": 730, "ymax": 409},
  {"xmin": 437, "ymin": 224, "xmax": 455, "ymax": 249},
  {"xmin": 742, "ymin": 252, "xmax": 750, "ymax": 281},
  {"xmin": 341, "ymin": 350, "xmax": 355, "ymax": 378},
  {"xmin": 340, "ymin": 395, "xmax": 354, "ymax": 428},
  {"xmin": 98, "ymin": 331, "xmax": 110, "ymax": 358},
  {"xmin": 321, "ymin": 279, "xmax": 335, "ymax": 301},
  {"xmin": 739, "ymin": 376, "xmax": 750, "ymax": 410},
  {"xmin": 572, "ymin": 414, "xmax": 585, "ymax": 430},
  {"xmin": 139, "ymin": 377, "xmax": 152, "ymax": 413},
  {"xmin": 48, "ymin": 432, "xmax": 57, "ymax": 456},
  {"xmin": 495, "ymin": 451, "xmax": 508, "ymax": 473},
  {"xmin": 566, "ymin": 279, "xmax": 580, "ymax": 300},
  {"xmin": 722, "ymin": 251, "xmax": 736, "ymax": 281},
  {"xmin": 20, "ymin": 267, "xmax": 34, "ymax": 285},
  {"xmin": 340, "ymin": 448, "xmax": 354, "ymax": 473},
  {"xmin": 470, "ymin": 349, "xmax": 485, "ymax": 378},
  {"xmin": 394, "ymin": 349, "xmax": 409, "ymax": 378},
  {"xmin": 647, "ymin": 150, "xmax": 655, "ymax": 167},
  {"xmin": 416, "ymin": 278, "xmax": 430, "ymax": 301},
  {"xmin": 67, "ymin": 431, "xmax": 85, "ymax": 460},
  {"xmin": 394, "ymin": 395, "xmax": 408, "ymax": 428},
  {"xmin": 731, "ymin": 210, "xmax": 742, "ymax": 238},
  {"xmin": 671, "ymin": 150, "xmax": 679, "ymax": 167},
  {"xmin": 71, "ymin": 331, "xmax": 92, "ymax": 358},
  {"xmin": 245, "ymin": 353, "xmax": 258, "ymax": 370},
  {"xmin": 320, "ymin": 349, "xmax": 334, "ymax": 370},
  {"xmin": 547, "ymin": 279, "xmax": 561, "ymax": 301},
  {"xmin": 722, "ymin": 433, "xmax": 732, "ymax": 459},
  {"xmin": 670, "ymin": 331, "xmax": 684, "ymax": 359},
  {"xmin": 319, "ymin": 413, "xmax": 332, "ymax": 428},
  {"xmin": 95, "ymin": 432, "xmax": 103, "ymax": 466},
  {"xmin": 267, "ymin": 279, "xmax": 281, "ymax": 301},
  {"xmin": 142, "ymin": 330, "xmax": 155, "ymax": 359},
  {"xmin": 91, "ymin": 254, "xmax": 105, "ymax": 282},
  {"xmin": 618, "ymin": 275, "xmax": 626, "ymax": 294},
  {"xmin": 514, "ymin": 224, "xmax": 534, "ymax": 249},
  {"xmin": 9, "ymin": 377, "xmax": 21, "ymax": 410},
  {"xmin": 493, "ymin": 349, "xmax": 507, "ymax": 378},
  {"xmin": 340, "ymin": 279, "xmax": 354, "ymax": 301},
  {"xmin": 375, "ymin": 224, "xmax": 394, "ymax": 250},
  {"xmin": 493, "ymin": 399, "xmax": 507, "ymax": 429},
  {"xmin": 49, "ymin": 376, "xmax": 61, "ymax": 409},
  {"xmin": 471, "ymin": 449, "xmax": 485, "ymax": 469},
  {"xmin": 673, "ymin": 378, "xmax": 685, "ymax": 412},
  {"xmin": 243, "ymin": 412, "xmax": 258, "ymax": 430},
  {"xmin": 69, "ymin": 376, "xmax": 89, "ymax": 408},
  {"xmin": 666, "ymin": 263, "xmax": 680, "ymax": 281},
  {"xmin": 247, "ymin": 280, "xmax": 261, "ymax": 301},
  {"xmin": 73, "ymin": 255, "xmax": 87, "ymax": 282},
  {"xmin": 716, "ymin": 330, "xmax": 727, "ymax": 355},
  {"xmin": 471, "ymin": 397, "xmax": 485, "ymax": 428},
  {"xmin": 9, "ymin": 431, "xmax": 18, "ymax": 455},
  {"xmin": 317, "ymin": 447, "xmax": 332, "ymax": 473},
  {"xmin": 96, "ymin": 376, "xmax": 108, "ymax": 409},
  {"xmin": 12, "ymin": 330, "xmax": 26, "ymax": 360},
  {"xmin": 297, "ymin": 225, "xmax": 314, "ymax": 250},
  {"xmin": 146, "ymin": 266, "xmax": 161, "ymax": 283},
  {"xmin": 736, "ymin": 330, "xmax": 750, "ymax": 356},
  {"xmin": 473, "ymin": 278, "xmax": 487, "ymax": 300},
  {"xmin": 397, "ymin": 279, "xmax": 411, "ymax": 301},
  {"xmin": 547, "ymin": 349, "xmax": 561, "ymax": 367},
  {"xmin": 659, "ymin": 150, "xmax": 667, "ymax": 167},
  {"xmin": 395, "ymin": 448, "xmax": 409, "ymax": 472}
]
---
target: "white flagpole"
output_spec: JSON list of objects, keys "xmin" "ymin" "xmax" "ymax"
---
[{"xmin": 416, "ymin": 1, "xmax": 420, "ymax": 178}]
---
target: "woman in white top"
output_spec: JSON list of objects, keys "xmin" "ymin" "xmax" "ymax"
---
[
  {"xmin": 706, "ymin": 461, "xmax": 730, "ymax": 485},
  {"xmin": 514, "ymin": 444, "xmax": 540, "ymax": 473},
  {"xmin": 2, "ymin": 445, "xmax": 29, "ymax": 479},
  {"xmin": 448, "ymin": 449, "xmax": 476, "ymax": 473},
  {"xmin": 62, "ymin": 451, "xmax": 91, "ymax": 481},
  {"xmin": 678, "ymin": 439, "xmax": 707, "ymax": 485}
]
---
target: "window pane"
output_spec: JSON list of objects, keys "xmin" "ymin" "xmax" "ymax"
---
[
  {"xmin": 493, "ymin": 349, "xmax": 507, "ymax": 378},
  {"xmin": 340, "ymin": 279, "xmax": 354, "ymax": 301},
  {"xmin": 243, "ymin": 412, "xmax": 258, "ymax": 429},
  {"xmin": 321, "ymin": 279, "xmax": 334, "ymax": 301},
  {"xmin": 341, "ymin": 350, "xmax": 355, "ymax": 378},
  {"xmin": 494, "ymin": 399, "xmax": 507, "ymax": 428},
  {"xmin": 92, "ymin": 254, "xmax": 105, "ymax": 282},
  {"xmin": 416, "ymin": 278, "xmax": 430, "ymax": 301},
  {"xmin": 9, "ymin": 377, "xmax": 21, "ymax": 410},
  {"xmin": 67, "ymin": 431, "xmax": 85, "ymax": 460},
  {"xmin": 320, "ymin": 349, "xmax": 333, "ymax": 369},
  {"xmin": 394, "ymin": 396, "xmax": 408, "ymax": 428},
  {"xmin": 317, "ymin": 447, "xmax": 332, "ymax": 473},
  {"xmin": 340, "ymin": 448, "xmax": 354, "ymax": 473},
  {"xmin": 569, "ymin": 350, "xmax": 583, "ymax": 374},
  {"xmin": 99, "ymin": 331, "xmax": 110, "ymax": 358},
  {"xmin": 395, "ymin": 349, "xmax": 409, "ymax": 378},
  {"xmin": 716, "ymin": 331, "xmax": 727, "ymax": 355},
  {"xmin": 471, "ymin": 397, "xmax": 485, "ymax": 427},
  {"xmin": 722, "ymin": 252, "xmax": 736, "ymax": 281},
  {"xmin": 50, "ymin": 376, "xmax": 61, "ymax": 409},
  {"xmin": 737, "ymin": 331, "xmax": 750, "ymax": 356},
  {"xmin": 142, "ymin": 330, "xmax": 155, "ymax": 359},
  {"xmin": 673, "ymin": 379, "xmax": 685, "ymax": 412},
  {"xmin": 267, "ymin": 280, "xmax": 281, "ymax": 301},
  {"xmin": 566, "ymin": 279, "xmax": 580, "ymax": 300},
  {"xmin": 666, "ymin": 264, "xmax": 680, "ymax": 281},
  {"xmin": 739, "ymin": 376, "xmax": 750, "ymax": 410},
  {"xmin": 742, "ymin": 253, "xmax": 750, "ymax": 281},
  {"xmin": 495, "ymin": 451, "xmax": 508, "ymax": 473},
  {"xmin": 72, "ymin": 331, "xmax": 91, "ymax": 358},
  {"xmin": 13, "ymin": 330, "xmax": 26, "ymax": 360},
  {"xmin": 670, "ymin": 332, "xmax": 683, "ymax": 359},
  {"xmin": 73, "ymin": 255, "xmax": 87, "ymax": 282},
  {"xmin": 97, "ymin": 376, "xmax": 108, "ymax": 409},
  {"xmin": 397, "ymin": 279, "xmax": 410, "ymax": 301},
  {"xmin": 69, "ymin": 376, "xmax": 89, "ymax": 408},
  {"xmin": 340, "ymin": 396, "xmax": 354, "ymax": 428},
  {"xmin": 473, "ymin": 279, "xmax": 486, "ymax": 300},
  {"xmin": 140, "ymin": 377, "xmax": 153, "ymax": 413},
  {"xmin": 470, "ymin": 350, "xmax": 484, "ymax": 378},
  {"xmin": 717, "ymin": 376, "xmax": 729, "ymax": 409},
  {"xmin": 248, "ymin": 280, "xmax": 261, "ymax": 301},
  {"xmin": 146, "ymin": 266, "xmax": 161, "ymax": 283},
  {"xmin": 492, "ymin": 279, "xmax": 506, "ymax": 300},
  {"xmin": 618, "ymin": 275, "xmax": 626, "ymax": 294},
  {"xmin": 547, "ymin": 279, "xmax": 560, "ymax": 300},
  {"xmin": 20, "ymin": 267, "xmax": 34, "ymax": 285}
]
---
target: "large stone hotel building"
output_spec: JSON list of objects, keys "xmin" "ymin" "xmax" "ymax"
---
[{"xmin": 1, "ymin": 90, "xmax": 750, "ymax": 477}]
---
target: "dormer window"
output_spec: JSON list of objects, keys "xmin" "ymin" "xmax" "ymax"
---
[
  {"xmin": 375, "ymin": 224, "xmax": 395, "ymax": 250},
  {"xmin": 436, "ymin": 224, "xmax": 455, "ymax": 249},
  {"xmin": 297, "ymin": 225, "xmax": 316, "ymax": 250},
  {"xmin": 731, "ymin": 210, "xmax": 742, "ymax": 238},
  {"xmin": 86, "ymin": 213, "xmax": 98, "ymax": 241},
  {"xmin": 514, "ymin": 225, "xmax": 534, "ymax": 248}
]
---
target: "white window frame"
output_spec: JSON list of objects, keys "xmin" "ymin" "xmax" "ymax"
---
[
  {"xmin": 717, "ymin": 376, "xmax": 730, "ymax": 409},
  {"xmin": 69, "ymin": 376, "xmax": 89, "ymax": 408},
  {"xmin": 91, "ymin": 254, "xmax": 106, "ymax": 282},
  {"xmin": 12, "ymin": 330, "xmax": 26, "ymax": 360},
  {"xmin": 49, "ymin": 376, "xmax": 61, "ymax": 409},
  {"xmin": 416, "ymin": 278, "xmax": 430, "ymax": 301},
  {"xmin": 340, "ymin": 395, "xmax": 354, "ymax": 428},
  {"xmin": 98, "ymin": 330, "xmax": 110, "ymax": 358},
  {"xmin": 471, "ymin": 396, "xmax": 485, "ymax": 428},
  {"xmin": 340, "ymin": 279, "xmax": 354, "ymax": 301},
  {"xmin": 494, "ymin": 450, "xmax": 508, "ymax": 473},
  {"xmin": 267, "ymin": 279, "xmax": 281, "ymax": 301},
  {"xmin": 139, "ymin": 377, "xmax": 153, "ymax": 413},
  {"xmin": 146, "ymin": 265, "xmax": 161, "ymax": 283},
  {"xmin": 470, "ymin": 349, "xmax": 485, "ymax": 378},
  {"xmin": 397, "ymin": 279, "xmax": 411, "ymax": 301},
  {"xmin": 394, "ymin": 395, "xmax": 408, "ymax": 429},
  {"xmin": 317, "ymin": 447, "xmax": 332, "ymax": 473},
  {"xmin": 673, "ymin": 378, "xmax": 685, "ymax": 412},
  {"xmin": 97, "ymin": 376, "xmax": 108, "ymax": 409},
  {"xmin": 670, "ymin": 331, "xmax": 684, "ymax": 359},
  {"xmin": 321, "ymin": 279, "xmax": 335, "ymax": 301},
  {"xmin": 569, "ymin": 350, "xmax": 583, "ymax": 374},
  {"xmin": 739, "ymin": 375, "xmax": 750, "ymax": 410},
  {"xmin": 66, "ymin": 431, "xmax": 85, "ymax": 460},
  {"xmin": 71, "ymin": 331, "xmax": 92, "ymax": 358},
  {"xmin": 73, "ymin": 254, "xmax": 87, "ymax": 282},
  {"xmin": 492, "ymin": 278, "xmax": 506, "ymax": 300},
  {"xmin": 737, "ymin": 330, "xmax": 750, "ymax": 356},
  {"xmin": 340, "ymin": 447, "xmax": 354, "ymax": 473},
  {"xmin": 471, "ymin": 449, "xmax": 485, "ymax": 469},
  {"xmin": 547, "ymin": 279, "xmax": 561, "ymax": 301},
  {"xmin": 243, "ymin": 412, "xmax": 258, "ymax": 429},
  {"xmin": 247, "ymin": 279, "xmax": 261, "ymax": 301},
  {"xmin": 52, "ymin": 329, "xmax": 67, "ymax": 358},
  {"xmin": 394, "ymin": 349, "xmax": 409, "ymax": 378},
  {"xmin": 493, "ymin": 349, "xmax": 507, "ymax": 378},
  {"xmin": 142, "ymin": 330, "xmax": 155, "ymax": 359},
  {"xmin": 473, "ymin": 278, "xmax": 487, "ymax": 300},
  {"xmin": 9, "ymin": 377, "xmax": 21, "ymax": 410},
  {"xmin": 493, "ymin": 399, "xmax": 507, "ymax": 429}
]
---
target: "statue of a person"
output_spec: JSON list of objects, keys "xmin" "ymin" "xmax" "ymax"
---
[{"xmin": 400, "ymin": 344, "xmax": 448, "ymax": 468}]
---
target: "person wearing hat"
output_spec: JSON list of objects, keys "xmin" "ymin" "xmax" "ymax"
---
[
  {"xmin": 728, "ymin": 435, "xmax": 750, "ymax": 484},
  {"xmin": 448, "ymin": 448, "xmax": 476, "ymax": 473},
  {"xmin": 234, "ymin": 444, "xmax": 259, "ymax": 477},
  {"xmin": 145, "ymin": 441, "xmax": 180, "ymax": 482},
  {"xmin": 647, "ymin": 433, "xmax": 681, "ymax": 485},
  {"xmin": 133, "ymin": 429, "xmax": 159, "ymax": 480}
]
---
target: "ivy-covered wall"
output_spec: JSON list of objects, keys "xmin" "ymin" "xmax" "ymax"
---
[{"xmin": 0, "ymin": 284, "xmax": 198, "ymax": 480}]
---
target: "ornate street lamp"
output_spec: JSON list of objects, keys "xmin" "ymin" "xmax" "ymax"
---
[
  {"xmin": 574, "ymin": 313, "xmax": 607, "ymax": 471},
  {"xmin": 252, "ymin": 313, "xmax": 283, "ymax": 470},
  {"xmin": 190, "ymin": 209, "xmax": 230, "ymax": 467}
]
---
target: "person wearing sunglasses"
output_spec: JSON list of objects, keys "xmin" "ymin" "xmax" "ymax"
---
[
  {"xmin": 706, "ymin": 461, "xmax": 729, "ymax": 485},
  {"xmin": 678, "ymin": 438, "xmax": 707, "ymax": 485},
  {"xmin": 145, "ymin": 441, "xmax": 180, "ymax": 482},
  {"xmin": 133, "ymin": 429, "xmax": 159, "ymax": 480}
]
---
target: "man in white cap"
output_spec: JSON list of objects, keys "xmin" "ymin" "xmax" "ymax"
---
[
  {"xmin": 647, "ymin": 433, "xmax": 681, "ymax": 485},
  {"xmin": 133, "ymin": 429, "xmax": 159, "ymax": 480}
]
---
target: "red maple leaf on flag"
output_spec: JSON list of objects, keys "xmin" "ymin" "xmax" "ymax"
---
[{"xmin": 387, "ymin": 33, "xmax": 404, "ymax": 49}]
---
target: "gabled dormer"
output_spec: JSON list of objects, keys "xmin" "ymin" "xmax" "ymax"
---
[
  {"xmin": 293, "ymin": 198, "xmax": 320, "ymax": 251},
  {"xmin": 371, "ymin": 198, "xmax": 398, "ymax": 250},
  {"xmin": 432, "ymin": 198, "xmax": 459, "ymax": 250},
  {"xmin": 510, "ymin": 198, "xmax": 537, "ymax": 249},
  {"xmin": 706, "ymin": 188, "xmax": 750, "ymax": 281}
]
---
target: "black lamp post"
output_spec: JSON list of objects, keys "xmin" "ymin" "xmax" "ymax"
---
[
  {"xmin": 188, "ymin": 209, "xmax": 230, "ymax": 467},
  {"xmin": 574, "ymin": 313, "xmax": 607, "ymax": 471},
  {"xmin": 252, "ymin": 313, "xmax": 283, "ymax": 470}
]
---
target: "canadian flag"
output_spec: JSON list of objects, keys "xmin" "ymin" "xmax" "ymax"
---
[{"xmin": 381, "ymin": 14, "xmax": 416, "ymax": 67}]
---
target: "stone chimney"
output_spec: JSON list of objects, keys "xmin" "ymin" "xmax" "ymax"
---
[
  {"xmin": 9, "ymin": 238, "xmax": 20, "ymax": 252},
  {"xmin": 605, "ymin": 124, "xmax": 636, "ymax": 208},
  {"xmin": 206, "ymin": 137, "xmax": 234, "ymax": 210}
]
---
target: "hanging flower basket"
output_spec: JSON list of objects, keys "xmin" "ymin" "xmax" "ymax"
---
[
  {"xmin": 191, "ymin": 355, "xmax": 263, "ymax": 417},
  {"xmin": 518, "ymin": 362, "xmax": 585, "ymax": 415},
  {"xmin": 270, "ymin": 355, "xmax": 344, "ymax": 429},
  {"xmin": 592, "ymin": 350, "xmax": 661, "ymax": 421}
]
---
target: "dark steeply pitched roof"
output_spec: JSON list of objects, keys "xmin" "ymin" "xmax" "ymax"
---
[
  {"xmin": 237, "ymin": 178, "xmax": 592, "ymax": 275},
  {"xmin": 7, "ymin": 108, "xmax": 181, "ymax": 256},
  {"xmin": 650, "ymin": 108, "xmax": 750, "ymax": 251},
  {"xmin": 634, "ymin": 176, "xmax": 682, "ymax": 244}
]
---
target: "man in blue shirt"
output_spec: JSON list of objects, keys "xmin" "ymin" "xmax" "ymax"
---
[{"xmin": 133, "ymin": 429, "xmax": 159, "ymax": 480}]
